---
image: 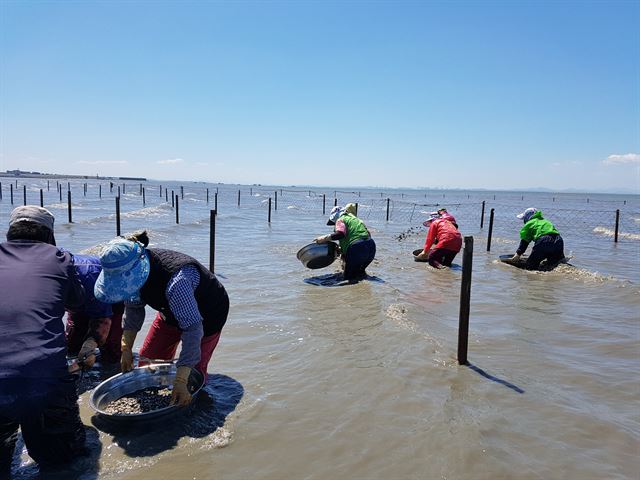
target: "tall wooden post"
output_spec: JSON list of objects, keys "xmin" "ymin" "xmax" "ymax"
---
[
  {"xmin": 457, "ymin": 236, "xmax": 473, "ymax": 365},
  {"xmin": 67, "ymin": 191, "xmax": 72, "ymax": 223},
  {"xmin": 115, "ymin": 196, "xmax": 121, "ymax": 236},
  {"xmin": 486, "ymin": 208, "xmax": 495, "ymax": 252},
  {"xmin": 209, "ymin": 210, "xmax": 216, "ymax": 273}
]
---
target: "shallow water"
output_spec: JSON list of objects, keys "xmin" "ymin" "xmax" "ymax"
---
[{"xmin": 2, "ymin": 179, "xmax": 639, "ymax": 479}]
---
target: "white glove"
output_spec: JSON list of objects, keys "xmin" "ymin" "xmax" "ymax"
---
[
  {"xmin": 315, "ymin": 235, "xmax": 331, "ymax": 244},
  {"xmin": 511, "ymin": 253, "xmax": 521, "ymax": 261}
]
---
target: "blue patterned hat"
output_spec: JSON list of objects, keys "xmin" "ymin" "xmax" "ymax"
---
[{"xmin": 94, "ymin": 238, "xmax": 150, "ymax": 303}]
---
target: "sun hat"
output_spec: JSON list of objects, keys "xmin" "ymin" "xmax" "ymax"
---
[
  {"xmin": 422, "ymin": 211, "xmax": 441, "ymax": 227},
  {"xmin": 94, "ymin": 238, "xmax": 151, "ymax": 303},
  {"xmin": 344, "ymin": 203, "xmax": 357, "ymax": 215},
  {"xmin": 516, "ymin": 208, "xmax": 538, "ymax": 223},
  {"xmin": 327, "ymin": 206, "xmax": 344, "ymax": 226},
  {"xmin": 9, "ymin": 205, "xmax": 56, "ymax": 244}
]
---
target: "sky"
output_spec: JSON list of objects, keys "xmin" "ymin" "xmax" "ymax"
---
[{"xmin": 0, "ymin": 1, "xmax": 638, "ymax": 193}]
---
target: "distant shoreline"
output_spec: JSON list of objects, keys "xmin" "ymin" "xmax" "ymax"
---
[{"xmin": 1, "ymin": 172, "xmax": 146, "ymax": 181}]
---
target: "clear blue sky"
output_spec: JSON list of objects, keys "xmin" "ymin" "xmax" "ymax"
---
[{"xmin": 1, "ymin": 1, "xmax": 638, "ymax": 192}]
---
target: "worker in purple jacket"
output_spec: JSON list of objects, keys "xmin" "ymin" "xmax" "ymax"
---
[
  {"xmin": 0, "ymin": 206, "xmax": 87, "ymax": 475},
  {"xmin": 65, "ymin": 254, "xmax": 124, "ymax": 368}
]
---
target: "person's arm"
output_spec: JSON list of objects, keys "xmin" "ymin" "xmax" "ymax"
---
[
  {"xmin": 120, "ymin": 300, "xmax": 146, "ymax": 372},
  {"xmin": 329, "ymin": 220, "xmax": 347, "ymax": 241},
  {"xmin": 166, "ymin": 265, "xmax": 203, "ymax": 368},
  {"xmin": 422, "ymin": 222, "xmax": 438, "ymax": 253},
  {"xmin": 516, "ymin": 223, "xmax": 533, "ymax": 256},
  {"xmin": 315, "ymin": 220, "xmax": 347, "ymax": 243},
  {"xmin": 166, "ymin": 265, "xmax": 204, "ymax": 406},
  {"xmin": 78, "ymin": 315, "xmax": 113, "ymax": 369},
  {"xmin": 516, "ymin": 239, "xmax": 530, "ymax": 256}
]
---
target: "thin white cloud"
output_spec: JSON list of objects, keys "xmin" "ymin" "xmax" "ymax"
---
[
  {"xmin": 158, "ymin": 158, "xmax": 184, "ymax": 165},
  {"xmin": 603, "ymin": 153, "xmax": 640, "ymax": 165},
  {"xmin": 76, "ymin": 160, "xmax": 128, "ymax": 165},
  {"xmin": 551, "ymin": 160, "xmax": 582, "ymax": 168},
  {"xmin": 195, "ymin": 162, "xmax": 209, "ymax": 166}
]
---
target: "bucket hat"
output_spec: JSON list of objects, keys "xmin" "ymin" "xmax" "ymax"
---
[
  {"xmin": 327, "ymin": 206, "xmax": 344, "ymax": 226},
  {"xmin": 9, "ymin": 205, "xmax": 56, "ymax": 244},
  {"xmin": 344, "ymin": 203, "xmax": 357, "ymax": 216},
  {"xmin": 94, "ymin": 238, "xmax": 150, "ymax": 303}
]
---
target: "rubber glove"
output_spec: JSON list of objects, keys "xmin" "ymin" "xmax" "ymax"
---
[
  {"xmin": 120, "ymin": 330, "xmax": 137, "ymax": 373},
  {"xmin": 511, "ymin": 253, "xmax": 521, "ymax": 262},
  {"xmin": 78, "ymin": 338, "xmax": 98, "ymax": 369},
  {"xmin": 171, "ymin": 366, "xmax": 193, "ymax": 406},
  {"xmin": 315, "ymin": 234, "xmax": 331, "ymax": 244}
]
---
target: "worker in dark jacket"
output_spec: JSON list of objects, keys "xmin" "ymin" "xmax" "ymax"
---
[
  {"xmin": 94, "ymin": 231, "xmax": 229, "ymax": 407},
  {"xmin": 0, "ymin": 206, "xmax": 87, "ymax": 475},
  {"xmin": 511, "ymin": 208, "xmax": 565, "ymax": 270}
]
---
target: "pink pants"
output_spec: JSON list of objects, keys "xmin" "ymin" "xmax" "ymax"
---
[{"xmin": 139, "ymin": 313, "xmax": 221, "ymax": 381}]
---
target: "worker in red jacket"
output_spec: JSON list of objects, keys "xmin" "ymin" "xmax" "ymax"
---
[{"xmin": 414, "ymin": 209, "xmax": 462, "ymax": 268}]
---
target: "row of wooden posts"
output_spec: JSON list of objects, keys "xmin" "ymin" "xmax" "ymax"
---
[
  {"xmin": 1, "ymin": 182, "xmax": 625, "ymax": 244},
  {"xmin": 0, "ymin": 177, "xmax": 476, "ymax": 367}
]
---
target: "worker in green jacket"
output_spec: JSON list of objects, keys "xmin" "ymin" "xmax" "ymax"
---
[
  {"xmin": 315, "ymin": 203, "xmax": 376, "ymax": 282},
  {"xmin": 510, "ymin": 208, "xmax": 565, "ymax": 270}
]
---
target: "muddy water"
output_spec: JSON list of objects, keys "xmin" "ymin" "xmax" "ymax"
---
[{"xmin": 3, "ymin": 181, "xmax": 638, "ymax": 479}]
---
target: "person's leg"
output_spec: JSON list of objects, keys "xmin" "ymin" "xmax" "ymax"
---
[
  {"xmin": 525, "ymin": 244, "xmax": 546, "ymax": 270},
  {"xmin": 358, "ymin": 238, "xmax": 376, "ymax": 275},
  {"xmin": 20, "ymin": 377, "xmax": 87, "ymax": 470},
  {"xmin": 195, "ymin": 331, "xmax": 222, "ymax": 382},
  {"xmin": 427, "ymin": 248, "xmax": 446, "ymax": 268},
  {"xmin": 100, "ymin": 303, "xmax": 124, "ymax": 363},
  {"xmin": 440, "ymin": 249, "xmax": 458, "ymax": 267},
  {"xmin": 342, "ymin": 245, "xmax": 362, "ymax": 280},
  {"xmin": 0, "ymin": 416, "xmax": 19, "ymax": 477},
  {"xmin": 343, "ymin": 239, "xmax": 376, "ymax": 280},
  {"xmin": 546, "ymin": 236, "xmax": 565, "ymax": 265},
  {"xmin": 139, "ymin": 314, "xmax": 181, "ymax": 364},
  {"xmin": 65, "ymin": 311, "xmax": 89, "ymax": 357}
]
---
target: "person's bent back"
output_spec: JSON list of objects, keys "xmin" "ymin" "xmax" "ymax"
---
[{"xmin": 0, "ymin": 206, "xmax": 86, "ymax": 475}]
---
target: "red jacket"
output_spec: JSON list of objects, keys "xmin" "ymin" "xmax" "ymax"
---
[{"xmin": 424, "ymin": 219, "xmax": 462, "ymax": 252}]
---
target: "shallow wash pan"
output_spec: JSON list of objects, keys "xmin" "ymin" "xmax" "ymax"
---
[
  {"xmin": 90, "ymin": 363, "xmax": 204, "ymax": 422},
  {"xmin": 296, "ymin": 242, "xmax": 338, "ymax": 269},
  {"xmin": 413, "ymin": 249, "xmax": 428, "ymax": 262}
]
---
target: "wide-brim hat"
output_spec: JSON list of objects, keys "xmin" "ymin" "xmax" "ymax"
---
[
  {"xmin": 327, "ymin": 206, "xmax": 344, "ymax": 226},
  {"xmin": 94, "ymin": 238, "xmax": 150, "ymax": 303},
  {"xmin": 422, "ymin": 211, "xmax": 440, "ymax": 227}
]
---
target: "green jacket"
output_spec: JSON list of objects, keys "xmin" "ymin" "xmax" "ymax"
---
[
  {"xmin": 519, "ymin": 211, "xmax": 559, "ymax": 243},
  {"xmin": 337, "ymin": 214, "xmax": 370, "ymax": 252}
]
